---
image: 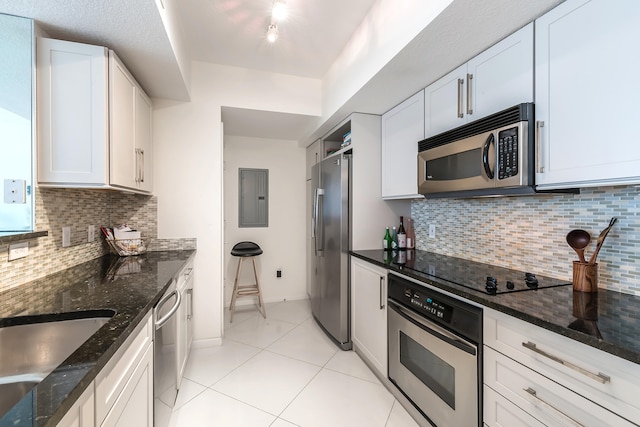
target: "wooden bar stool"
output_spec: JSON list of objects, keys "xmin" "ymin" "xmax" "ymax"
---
[{"xmin": 229, "ymin": 241, "xmax": 265, "ymax": 323}]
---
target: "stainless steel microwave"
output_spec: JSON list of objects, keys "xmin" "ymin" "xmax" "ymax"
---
[{"xmin": 418, "ymin": 103, "xmax": 536, "ymax": 198}]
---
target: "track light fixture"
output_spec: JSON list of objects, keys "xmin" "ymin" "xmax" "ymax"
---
[
  {"xmin": 266, "ymin": 23, "xmax": 279, "ymax": 43},
  {"xmin": 266, "ymin": 0, "xmax": 287, "ymax": 43}
]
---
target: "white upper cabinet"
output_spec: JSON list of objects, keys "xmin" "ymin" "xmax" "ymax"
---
[
  {"xmin": 381, "ymin": 91, "xmax": 425, "ymax": 199},
  {"xmin": 467, "ymin": 23, "xmax": 533, "ymax": 120},
  {"xmin": 37, "ymin": 38, "xmax": 109, "ymax": 186},
  {"xmin": 425, "ymin": 23, "xmax": 533, "ymax": 137},
  {"xmin": 109, "ymin": 52, "xmax": 153, "ymax": 193},
  {"xmin": 37, "ymin": 38, "xmax": 152, "ymax": 194},
  {"xmin": 535, "ymin": 0, "xmax": 640, "ymax": 189},
  {"xmin": 424, "ymin": 64, "xmax": 467, "ymax": 137}
]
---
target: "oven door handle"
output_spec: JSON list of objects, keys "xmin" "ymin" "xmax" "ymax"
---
[{"xmin": 388, "ymin": 299, "xmax": 477, "ymax": 356}]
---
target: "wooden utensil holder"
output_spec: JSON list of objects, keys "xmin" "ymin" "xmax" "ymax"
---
[{"xmin": 572, "ymin": 261, "xmax": 598, "ymax": 292}]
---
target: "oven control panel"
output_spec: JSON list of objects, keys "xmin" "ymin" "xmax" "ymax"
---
[
  {"xmin": 388, "ymin": 273, "xmax": 482, "ymax": 343},
  {"xmin": 403, "ymin": 288, "xmax": 453, "ymax": 323}
]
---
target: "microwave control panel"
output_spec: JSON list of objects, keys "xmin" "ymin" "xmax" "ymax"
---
[{"xmin": 497, "ymin": 127, "xmax": 519, "ymax": 180}]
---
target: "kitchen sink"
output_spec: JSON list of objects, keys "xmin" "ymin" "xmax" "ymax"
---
[{"xmin": 0, "ymin": 311, "xmax": 114, "ymax": 419}]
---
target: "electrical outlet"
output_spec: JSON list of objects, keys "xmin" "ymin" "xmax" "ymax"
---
[
  {"xmin": 276, "ymin": 269, "xmax": 282, "ymax": 278},
  {"xmin": 8, "ymin": 242, "xmax": 28, "ymax": 260},
  {"xmin": 62, "ymin": 226, "xmax": 71, "ymax": 247},
  {"xmin": 428, "ymin": 224, "xmax": 436, "ymax": 239},
  {"xmin": 88, "ymin": 225, "xmax": 95, "ymax": 242}
]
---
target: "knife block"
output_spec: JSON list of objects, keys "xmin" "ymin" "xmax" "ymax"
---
[{"xmin": 572, "ymin": 261, "xmax": 598, "ymax": 292}]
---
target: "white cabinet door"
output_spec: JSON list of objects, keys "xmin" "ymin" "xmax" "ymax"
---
[
  {"xmin": 101, "ymin": 345, "xmax": 153, "ymax": 427},
  {"xmin": 109, "ymin": 53, "xmax": 136, "ymax": 190},
  {"xmin": 424, "ymin": 24, "xmax": 533, "ymax": 138},
  {"xmin": 176, "ymin": 261, "xmax": 194, "ymax": 385},
  {"xmin": 57, "ymin": 384, "xmax": 95, "ymax": 427},
  {"xmin": 135, "ymin": 89, "xmax": 153, "ymax": 193},
  {"xmin": 467, "ymin": 23, "xmax": 533, "ymax": 121},
  {"xmin": 96, "ymin": 315, "xmax": 152, "ymax": 425},
  {"xmin": 351, "ymin": 257, "xmax": 388, "ymax": 377},
  {"xmin": 37, "ymin": 38, "xmax": 109, "ymax": 186},
  {"xmin": 424, "ymin": 64, "xmax": 467, "ymax": 137},
  {"xmin": 381, "ymin": 91, "xmax": 425, "ymax": 199},
  {"xmin": 535, "ymin": 0, "xmax": 640, "ymax": 189},
  {"xmin": 109, "ymin": 51, "xmax": 153, "ymax": 193}
]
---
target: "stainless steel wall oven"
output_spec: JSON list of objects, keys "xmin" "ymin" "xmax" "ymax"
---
[{"xmin": 388, "ymin": 273, "xmax": 482, "ymax": 427}]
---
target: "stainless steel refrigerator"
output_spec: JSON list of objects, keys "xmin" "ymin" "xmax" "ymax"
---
[{"xmin": 310, "ymin": 153, "xmax": 351, "ymax": 350}]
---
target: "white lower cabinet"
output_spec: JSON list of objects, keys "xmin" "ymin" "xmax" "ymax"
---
[
  {"xmin": 484, "ymin": 308, "xmax": 640, "ymax": 426},
  {"xmin": 485, "ymin": 347, "xmax": 630, "ymax": 426},
  {"xmin": 95, "ymin": 313, "xmax": 153, "ymax": 427},
  {"xmin": 483, "ymin": 385, "xmax": 544, "ymax": 427},
  {"xmin": 350, "ymin": 257, "xmax": 388, "ymax": 377},
  {"xmin": 57, "ymin": 383, "xmax": 95, "ymax": 427},
  {"xmin": 177, "ymin": 260, "xmax": 194, "ymax": 385}
]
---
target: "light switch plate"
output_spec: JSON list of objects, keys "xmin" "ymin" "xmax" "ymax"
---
[
  {"xmin": 88, "ymin": 225, "xmax": 95, "ymax": 242},
  {"xmin": 4, "ymin": 179, "xmax": 26, "ymax": 204},
  {"xmin": 8, "ymin": 242, "xmax": 29, "ymax": 260}
]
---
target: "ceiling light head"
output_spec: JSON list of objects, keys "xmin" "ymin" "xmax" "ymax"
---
[
  {"xmin": 266, "ymin": 24, "xmax": 279, "ymax": 43},
  {"xmin": 272, "ymin": 0, "xmax": 288, "ymax": 21}
]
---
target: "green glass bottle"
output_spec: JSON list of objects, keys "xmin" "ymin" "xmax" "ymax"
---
[{"xmin": 383, "ymin": 227, "xmax": 392, "ymax": 250}]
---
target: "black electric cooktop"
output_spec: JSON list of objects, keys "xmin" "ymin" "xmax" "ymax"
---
[{"xmin": 400, "ymin": 250, "xmax": 572, "ymax": 295}]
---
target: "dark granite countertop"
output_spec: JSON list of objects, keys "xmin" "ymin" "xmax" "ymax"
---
[
  {"xmin": 351, "ymin": 249, "xmax": 640, "ymax": 365},
  {"xmin": 0, "ymin": 250, "xmax": 196, "ymax": 427}
]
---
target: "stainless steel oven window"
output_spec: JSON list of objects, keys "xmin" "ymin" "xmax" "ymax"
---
[{"xmin": 400, "ymin": 331, "xmax": 456, "ymax": 409}]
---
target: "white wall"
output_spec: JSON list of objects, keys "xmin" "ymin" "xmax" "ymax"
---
[
  {"xmin": 223, "ymin": 135, "xmax": 307, "ymax": 307},
  {"xmin": 322, "ymin": 0, "xmax": 452, "ymax": 121},
  {"xmin": 153, "ymin": 62, "xmax": 321, "ymax": 344}
]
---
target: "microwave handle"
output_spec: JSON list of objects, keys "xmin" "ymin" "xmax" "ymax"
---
[{"xmin": 482, "ymin": 133, "xmax": 495, "ymax": 179}]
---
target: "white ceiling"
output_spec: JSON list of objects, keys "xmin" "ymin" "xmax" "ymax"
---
[{"xmin": 177, "ymin": 0, "xmax": 378, "ymax": 79}]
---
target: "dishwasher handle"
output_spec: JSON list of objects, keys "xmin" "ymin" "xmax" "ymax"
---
[{"xmin": 155, "ymin": 288, "xmax": 182, "ymax": 330}]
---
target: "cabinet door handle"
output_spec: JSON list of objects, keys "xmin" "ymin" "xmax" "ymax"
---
[
  {"xmin": 140, "ymin": 149, "xmax": 145, "ymax": 183},
  {"xmin": 522, "ymin": 341, "xmax": 611, "ymax": 384},
  {"xmin": 523, "ymin": 388, "xmax": 583, "ymax": 427},
  {"xmin": 457, "ymin": 79, "xmax": 464, "ymax": 118},
  {"xmin": 466, "ymin": 73, "xmax": 473, "ymax": 115},
  {"xmin": 379, "ymin": 276, "xmax": 385, "ymax": 309},
  {"xmin": 186, "ymin": 288, "xmax": 193, "ymax": 320},
  {"xmin": 535, "ymin": 121, "xmax": 544, "ymax": 173}
]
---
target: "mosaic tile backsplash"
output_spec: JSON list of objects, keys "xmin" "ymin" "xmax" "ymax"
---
[
  {"xmin": 0, "ymin": 188, "xmax": 194, "ymax": 292},
  {"xmin": 411, "ymin": 185, "xmax": 640, "ymax": 295}
]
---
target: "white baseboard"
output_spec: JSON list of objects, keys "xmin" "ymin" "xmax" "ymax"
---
[{"xmin": 192, "ymin": 337, "xmax": 222, "ymax": 348}]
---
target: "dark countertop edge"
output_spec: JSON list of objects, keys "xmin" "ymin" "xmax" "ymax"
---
[
  {"xmin": 43, "ymin": 250, "xmax": 197, "ymax": 427},
  {"xmin": 0, "ymin": 230, "xmax": 48, "ymax": 244},
  {"xmin": 350, "ymin": 251, "xmax": 640, "ymax": 366}
]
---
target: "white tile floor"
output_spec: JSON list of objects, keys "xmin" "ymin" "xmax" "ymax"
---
[{"xmin": 169, "ymin": 299, "xmax": 420, "ymax": 427}]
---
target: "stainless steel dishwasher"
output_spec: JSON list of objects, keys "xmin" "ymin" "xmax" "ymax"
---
[{"xmin": 153, "ymin": 279, "xmax": 182, "ymax": 427}]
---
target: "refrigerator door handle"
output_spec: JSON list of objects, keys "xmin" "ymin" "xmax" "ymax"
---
[{"xmin": 314, "ymin": 188, "xmax": 324, "ymax": 255}]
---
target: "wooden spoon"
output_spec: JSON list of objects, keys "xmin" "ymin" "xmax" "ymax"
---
[
  {"xmin": 566, "ymin": 229, "xmax": 591, "ymax": 263},
  {"xmin": 588, "ymin": 217, "xmax": 617, "ymax": 264}
]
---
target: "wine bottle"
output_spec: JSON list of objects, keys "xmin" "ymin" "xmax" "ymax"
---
[
  {"xmin": 406, "ymin": 218, "xmax": 416, "ymax": 250},
  {"xmin": 391, "ymin": 226, "xmax": 399, "ymax": 250},
  {"xmin": 398, "ymin": 216, "xmax": 407, "ymax": 250},
  {"xmin": 383, "ymin": 227, "xmax": 392, "ymax": 250}
]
